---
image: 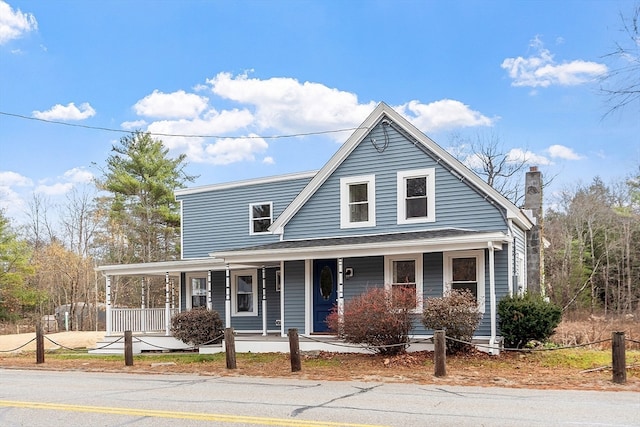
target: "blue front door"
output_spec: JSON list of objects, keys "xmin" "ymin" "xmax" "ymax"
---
[{"xmin": 313, "ymin": 259, "xmax": 337, "ymax": 333}]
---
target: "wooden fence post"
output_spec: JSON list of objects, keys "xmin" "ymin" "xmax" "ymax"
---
[
  {"xmin": 288, "ymin": 328, "xmax": 301, "ymax": 372},
  {"xmin": 124, "ymin": 331, "xmax": 133, "ymax": 366},
  {"xmin": 36, "ymin": 323, "xmax": 44, "ymax": 364},
  {"xmin": 434, "ymin": 330, "xmax": 446, "ymax": 377},
  {"xmin": 225, "ymin": 328, "xmax": 237, "ymax": 369},
  {"xmin": 612, "ymin": 331, "xmax": 626, "ymax": 384}
]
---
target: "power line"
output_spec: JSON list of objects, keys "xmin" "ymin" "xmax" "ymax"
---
[{"xmin": 0, "ymin": 111, "xmax": 367, "ymax": 140}]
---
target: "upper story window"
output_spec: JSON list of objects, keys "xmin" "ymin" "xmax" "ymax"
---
[
  {"xmin": 249, "ymin": 202, "xmax": 272, "ymax": 235},
  {"xmin": 397, "ymin": 168, "xmax": 436, "ymax": 224},
  {"xmin": 444, "ymin": 250, "xmax": 485, "ymax": 313},
  {"xmin": 384, "ymin": 254, "xmax": 423, "ymax": 312},
  {"xmin": 340, "ymin": 175, "xmax": 376, "ymax": 228},
  {"xmin": 231, "ymin": 269, "xmax": 258, "ymax": 316}
]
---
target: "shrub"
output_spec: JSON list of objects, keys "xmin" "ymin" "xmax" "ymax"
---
[
  {"xmin": 422, "ymin": 290, "xmax": 482, "ymax": 354},
  {"xmin": 326, "ymin": 287, "xmax": 416, "ymax": 355},
  {"xmin": 171, "ymin": 308, "xmax": 224, "ymax": 348},
  {"xmin": 498, "ymin": 292, "xmax": 562, "ymax": 349}
]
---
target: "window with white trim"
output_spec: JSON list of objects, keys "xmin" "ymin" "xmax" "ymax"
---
[
  {"xmin": 444, "ymin": 250, "xmax": 485, "ymax": 312},
  {"xmin": 190, "ymin": 277, "xmax": 207, "ymax": 309},
  {"xmin": 384, "ymin": 254, "xmax": 423, "ymax": 312},
  {"xmin": 231, "ymin": 269, "xmax": 258, "ymax": 316},
  {"xmin": 249, "ymin": 202, "xmax": 272, "ymax": 235},
  {"xmin": 397, "ymin": 168, "xmax": 435, "ymax": 224},
  {"xmin": 340, "ymin": 175, "xmax": 376, "ymax": 228}
]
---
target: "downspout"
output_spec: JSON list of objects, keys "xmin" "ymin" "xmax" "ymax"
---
[
  {"xmin": 164, "ymin": 272, "xmax": 170, "ymax": 336},
  {"xmin": 105, "ymin": 275, "xmax": 112, "ymax": 336},
  {"xmin": 262, "ymin": 266, "xmax": 267, "ymax": 336},
  {"xmin": 488, "ymin": 242, "xmax": 497, "ymax": 355}
]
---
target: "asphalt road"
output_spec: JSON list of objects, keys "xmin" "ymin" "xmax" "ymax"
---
[{"xmin": 0, "ymin": 369, "xmax": 638, "ymax": 426}]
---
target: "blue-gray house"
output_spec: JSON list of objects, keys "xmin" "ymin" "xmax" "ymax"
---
[{"xmin": 96, "ymin": 102, "xmax": 536, "ymax": 354}]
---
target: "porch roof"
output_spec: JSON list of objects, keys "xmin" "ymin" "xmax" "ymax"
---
[
  {"xmin": 96, "ymin": 257, "xmax": 225, "ymax": 276},
  {"xmin": 211, "ymin": 228, "xmax": 509, "ymax": 264}
]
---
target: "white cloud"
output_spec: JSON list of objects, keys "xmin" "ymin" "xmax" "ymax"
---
[
  {"xmin": 206, "ymin": 72, "xmax": 375, "ymax": 136},
  {"xmin": 547, "ymin": 144, "xmax": 583, "ymax": 160},
  {"xmin": 0, "ymin": 170, "xmax": 33, "ymax": 187},
  {"xmin": 396, "ymin": 99, "xmax": 496, "ymax": 132},
  {"xmin": 63, "ymin": 167, "xmax": 94, "ymax": 184},
  {"xmin": 202, "ymin": 134, "xmax": 268, "ymax": 165},
  {"xmin": 35, "ymin": 182, "xmax": 73, "ymax": 196},
  {"xmin": 33, "ymin": 102, "xmax": 96, "ymax": 121},
  {"xmin": 0, "ymin": 1, "xmax": 37, "ymax": 45},
  {"xmin": 262, "ymin": 156, "xmax": 275, "ymax": 165},
  {"xmin": 133, "ymin": 90, "xmax": 209, "ymax": 119},
  {"xmin": 501, "ymin": 36, "xmax": 607, "ymax": 88},
  {"xmin": 121, "ymin": 119, "xmax": 147, "ymax": 130},
  {"xmin": 507, "ymin": 148, "xmax": 552, "ymax": 165}
]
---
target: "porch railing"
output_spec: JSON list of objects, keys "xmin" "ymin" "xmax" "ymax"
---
[{"xmin": 110, "ymin": 308, "xmax": 179, "ymax": 333}]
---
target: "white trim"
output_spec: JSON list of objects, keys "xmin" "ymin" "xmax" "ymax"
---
[
  {"xmin": 279, "ymin": 261, "xmax": 285, "ymax": 337},
  {"xmin": 231, "ymin": 269, "xmax": 258, "ymax": 316},
  {"xmin": 249, "ymin": 201, "xmax": 273, "ymax": 235},
  {"xmin": 305, "ymin": 260, "xmax": 312, "ymax": 335},
  {"xmin": 340, "ymin": 174, "xmax": 376, "ymax": 228},
  {"xmin": 384, "ymin": 254, "xmax": 424, "ymax": 312},
  {"xmin": 397, "ymin": 168, "xmax": 436, "ymax": 224},
  {"xmin": 443, "ymin": 250, "xmax": 486, "ymax": 313},
  {"xmin": 488, "ymin": 243, "xmax": 498, "ymax": 355},
  {"xmin": 185, "ymin": 273, "xmax": 208, "ymax": 310},
  {"xmin": 96, "ymin": 258, "xmax": 225, "ymax": 275},
  {"xmin": 175, "ymin": 171, "xmax": 318, "ymax": 196},
  {"xmin": 179, "ymin": 200, "xmax": 184, "ymax": 260}
]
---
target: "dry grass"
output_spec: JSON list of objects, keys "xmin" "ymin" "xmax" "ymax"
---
[{"xmin": 551, "ymin": 316, "xmax": 640, "ymax": 349}]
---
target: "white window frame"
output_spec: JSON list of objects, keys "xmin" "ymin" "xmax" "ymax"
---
[
  {"xmin": 397, "ymin": 168, "xmax": 436, "ymax": 224},
  {"xmin": 185, "ymin": 274, "xmax": 207, "ymax": 310},
  {"xmin": 340, "ymin": 174, "xmax": 376, "ymax": 229},
  {"xmin": 249, "ymin": 202, "xmax": 273, "ymax": 235},
  {"xmin": 384, "ymin": 254, "xmax": 423, "ymax": 312},
  {"xmin": 231, "ymin": 269, "xmax": 258, "ymax": 316},
  {"xmin": 443, "ymin": 250, "xmax": 485, "ymax": 313}
]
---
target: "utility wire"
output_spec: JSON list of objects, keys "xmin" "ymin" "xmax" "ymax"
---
[{"xmin": 0, "ymin": 111, "xmax": 367, "ymax": 140}]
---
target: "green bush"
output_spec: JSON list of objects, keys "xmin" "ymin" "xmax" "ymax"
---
[
  {"xmin": 498, "ymin": 293, "xmax": 562, "ymax": 349},
  {"xmin": 422, "ymin": 290, "xmax": 482, "ymax": 354},
  {"xmin": 170, "ymin": 308, "xmax": 224, "ymax": 348},
  {"xmin": 326, "ymin": 287, "xmax": 416, "ymax": 355}
]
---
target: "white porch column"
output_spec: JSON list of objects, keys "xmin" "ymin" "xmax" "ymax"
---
[
  {"xmin": 225, "ymin": 264, "xmax": 231, "ymax": 328},
  {"xmin": 105, "ymin": 275, "xmax": 112, "ymax": 336},
  {"xmin": 488, "ymin": 242, "xmax": 497, "ymax": 355},
  {"xmin": 141, "ymin": 277, "xmax": 146, "ymax": 334},
  {"xmin": 165, "ymin": 272, "xmax": 170, "ymax": 336},
  {"xmin": 279, "ymin": 261, "xmax": 285, "ymax": 337},
  {"xmin": 207, "ymin": 270, "xmax": 213, "ymax": 311},
  {"xmin": 261, "ymin": 266, "xmax": 267, "ymax": 336},
  {"xmin": 337, "ymin": 258, "xmax": 344, "ymax": 321}
]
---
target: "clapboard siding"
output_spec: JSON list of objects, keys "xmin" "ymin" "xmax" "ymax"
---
[
  {"xmin": 178, "ymin": 176, "xmax": 312, "ymax": 258},
  {"xmin": 342, "ymin": 256, "xmax": 385, "ymax": 300},
  {"xmin": 283, "ymin": 260, "xmax": 306, "ymax": 333},
  {"xmin": 284, "ymin": 122, "xmax": 506, "ymax": 239}
]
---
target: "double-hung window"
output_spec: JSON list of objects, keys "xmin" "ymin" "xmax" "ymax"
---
[
  {"xmin": 249, "ymin": 202, "xmax": 272, "ymax": 235},
  {"xmin": 384, "ymin": 254, "xmax": 423, "ymax": 312},
  {"xmin": 340, "ymin": 175, "xmax": 376, "ymax": 228},
  {"xmin": 232, "ymin": 269, "xmax": 258, "ymax": 316},
  {"xmin": 444, "ymin": 250, "xmax": 485, "ymax": 312},
  {"xmin": 397, "ymin": 168, "xmax": 435, "ymax": 224}
]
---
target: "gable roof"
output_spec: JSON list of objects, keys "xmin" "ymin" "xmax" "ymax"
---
[{"xmin": 269, "ymin": 102, "xmax": 533, "ymax": 235}]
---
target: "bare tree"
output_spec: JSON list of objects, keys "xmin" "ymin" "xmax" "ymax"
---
[{"xmin": 601, "ymin": 4, "xmax": 640, "ymax": 116}]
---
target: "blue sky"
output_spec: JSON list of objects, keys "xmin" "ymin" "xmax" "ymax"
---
[{"xmin": 1, "ymin": 0, "xmax": 638, "ymax": 225}]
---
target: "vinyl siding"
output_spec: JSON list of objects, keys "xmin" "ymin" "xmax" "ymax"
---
[
  {"xmin": 283, "ymin": 260, "xmax": 306, "ymax": 333},
  {"xmin": 284, "ymin": 122, "xmax": 507, "ymax": 240},
  {"xmin": 177, "ymin": 176, "xmax": 312, "ymax": 258}
]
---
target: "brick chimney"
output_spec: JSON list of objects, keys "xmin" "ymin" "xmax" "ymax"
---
[{"xmin": 524, "ymin": 166, "xmax": 543, "ymax": 294}]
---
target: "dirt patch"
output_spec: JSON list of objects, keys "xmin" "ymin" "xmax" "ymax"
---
[{"xmin": 1, "ymin": 332, "xmax": 638, "ymax": 392}]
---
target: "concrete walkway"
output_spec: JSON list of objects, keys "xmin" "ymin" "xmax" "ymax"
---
[{"xmin": 0, "ymin": 331, "xmax": 104, "ymax": 353}]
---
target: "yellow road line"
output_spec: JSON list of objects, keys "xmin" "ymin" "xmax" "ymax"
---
[{"xmin": 0, "ymin": 400, "xmax": 387, "ymax": 427}]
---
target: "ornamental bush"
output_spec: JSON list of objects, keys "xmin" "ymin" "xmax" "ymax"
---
[
  {"xmin": 422, "ymin": 290, "xmax": 482, "ymax": 354},
  {"xmin": 498, "ymin": 292, "xmax": 562, "ymax": 349},
  {"xmin": 170, "ymin": 308, "xmax": 224, "ymax": 348},
  {"xmin": 326, "ymin": 287, "xmax": 417, "ymax": 355}
]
